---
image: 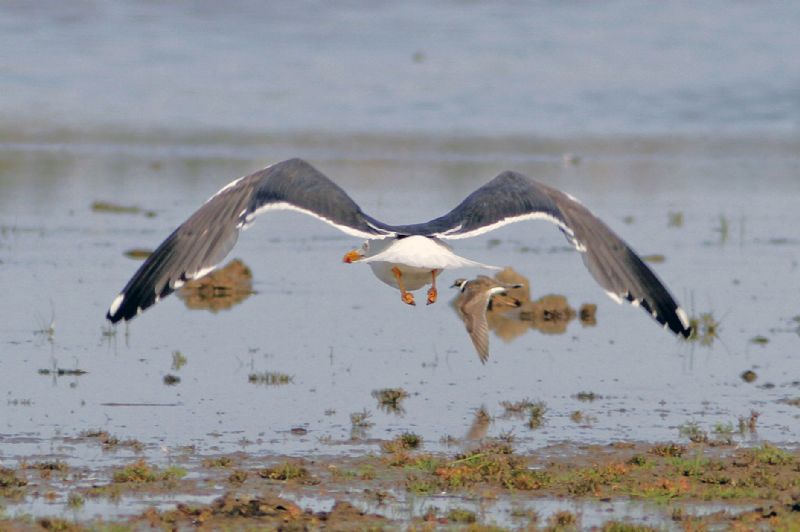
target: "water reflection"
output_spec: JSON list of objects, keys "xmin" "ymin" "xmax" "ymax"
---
[
  {"xmin": 372, "ymin": 388, "xmax": 410, "ymax": 416},
  {"xmin": 177, "ymin": 258, "xmax": 254, "ymax": 312},
  {"xmin": 451, "ymin": 268, "xmax": 597, "ymax": 361},
  {"xmin": 465, "ymin": 407, "xmax": 491, "ymax": 442}
]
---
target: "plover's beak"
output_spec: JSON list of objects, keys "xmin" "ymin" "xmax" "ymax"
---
[{"xmin": 342, "ymin": 249, "xmax": 363, "ymax": 263}]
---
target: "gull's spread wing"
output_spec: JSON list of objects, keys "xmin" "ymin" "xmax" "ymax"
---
[{"xmin": 106, "ymin": 158, "xmax": 394, "ymax": 323}]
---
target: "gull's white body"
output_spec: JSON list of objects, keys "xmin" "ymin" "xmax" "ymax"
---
[{"xmin": 359, "ymin": 236, "xmax": 499, "ymax": 291}]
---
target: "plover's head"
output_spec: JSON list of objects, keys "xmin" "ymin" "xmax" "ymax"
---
[{"xmin": 450, "ymin": 278, "xmax": 468, "ymax": 291}]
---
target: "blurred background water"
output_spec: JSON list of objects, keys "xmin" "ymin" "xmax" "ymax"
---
[{"xmin": 0, "ymin": 0, "xmax": 797, "ymax": 137}]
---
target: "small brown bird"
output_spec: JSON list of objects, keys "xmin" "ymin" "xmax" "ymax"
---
[{"xmin": 452, "ymin": 276, "xmax": 523, "ymax": 363}]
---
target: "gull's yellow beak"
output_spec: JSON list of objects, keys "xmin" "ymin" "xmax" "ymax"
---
[{"xmin": 342, "ymin": 249, "xmax": 363, "ymax": 263}]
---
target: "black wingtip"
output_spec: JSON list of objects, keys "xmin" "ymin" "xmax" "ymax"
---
[
  {"xmin": 105, "ymin": 311, "xmax": 127, "ymax": 324},
  {"xmin": 637, "ymin": 296, "xmax": 692, "ymax": 339},
  {"xmin": 668, "ymin": 305, "xmax": 693, "ymax": 339},
  {"xmin": 677, "ymin": 322, "xmax": 693, "ymax": 340},
  {"xmin": 673, "ymin": 322, "xmax": 693, "ymax": 339},
  {"xmin": 106, "ymin": 293, "xmax": 126, "ymax": 324},
  {"xmin": 106, "ymin": 280, "xmax": 175, "ymax": 324},
  {"xmin": 106, "ymin": 295, "xmax": 137, "ymax": 324}
]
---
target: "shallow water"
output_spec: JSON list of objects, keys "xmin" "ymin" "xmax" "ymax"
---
[
  {"xmin": 1, "ymin": 2, "xmax": 799, "ymax": 524},
  {"xmin": 2, "ymin": 132, "xmax": 799, "ymax": 469}
]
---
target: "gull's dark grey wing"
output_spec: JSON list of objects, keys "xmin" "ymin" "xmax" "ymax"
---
[
  {"xmin": 407, "ymin": 171, "xmax": 691, "ymax": 338},
  {"xmin": 106, "ymin": 158, "xmax": 395, "ymax": 323}
]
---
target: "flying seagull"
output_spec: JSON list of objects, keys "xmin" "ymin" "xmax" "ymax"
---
[
  {"xmin": 451, "ymin": 276, "xmax": 524, "ymax": 363},
  {"xmin": 106, "ymin": 158, "xmax": 692, "ymax": 339}
]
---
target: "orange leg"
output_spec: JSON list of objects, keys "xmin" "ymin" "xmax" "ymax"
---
[
  {"xmin": 426, "ymin": 269, "xmax": 439, "ymax": 305},
  {"xmin": 392, "ymin": 266, "xmax": 416, "ymax": 306}
]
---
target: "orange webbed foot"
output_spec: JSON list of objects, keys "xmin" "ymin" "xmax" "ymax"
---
[
  {"xmin": 401, "ymin": 291, "xmax": 416, "ymax": 306},
  {"xmin": 426, "ymin": 287, "xmax": 438, "ymax": 305},
  {"xmin": 392, "ymin": 266, "xmax": 415, "ymax": 305}
]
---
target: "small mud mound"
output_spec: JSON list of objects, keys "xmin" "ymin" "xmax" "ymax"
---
[
  {"xmin": 147, "ymin": 492, "xmax": 387, "ymax": 529},
  {"xmin": 178, "ymin": 258, "xmax": 254, "ymax": 312}
]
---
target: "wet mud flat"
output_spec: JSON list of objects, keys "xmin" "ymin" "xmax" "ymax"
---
[{"xmin": 1, "ymin": 435, "xmax": 799, "ymax": 530}]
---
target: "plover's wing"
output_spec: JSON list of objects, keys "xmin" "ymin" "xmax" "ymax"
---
[
  {"xmin": 106, "ymin": 158, "xmax": 396, "ymax": 323},
  {"xmin": 403, "ymin": 171, "xmax": 691, "ymax": 338},
  {"xmin": 458, "ymin": 284, "xmax": 499, "ymax": 363}
]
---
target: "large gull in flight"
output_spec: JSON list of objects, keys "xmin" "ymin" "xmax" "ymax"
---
[{"xmin": 106, "ymin": 158, "xmax": 692, "ymax": 339}]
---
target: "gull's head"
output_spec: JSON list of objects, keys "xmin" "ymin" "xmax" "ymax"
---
[{"xmin": 450, "ymin": 278, "xmax": 468, "ymax": 291}]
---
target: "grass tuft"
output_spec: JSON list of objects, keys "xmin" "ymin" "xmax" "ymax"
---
[
  {"xmin": 371, "ymin": 387, "xmax": 410, "ymax": 414},
  {"xmin": 258, "ymin": 461, "xmax": 309, "ymax": 481},
  {"xmin": 112, "ymin": 460, "xmax": 186, "ymax": 483},
  {"xmin": 381, "ymin": 432, "xmax": 422, "ymax": 454}
]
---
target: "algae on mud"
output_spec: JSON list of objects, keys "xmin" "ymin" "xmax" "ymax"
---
[{"xmin": 1, "ymin": 439, "xmax": 799, "ymax": 530}]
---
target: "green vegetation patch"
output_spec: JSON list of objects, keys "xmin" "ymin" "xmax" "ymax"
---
[
  {"xmin": 380, "ymin": 432, "xmax": 422, "ymax": 454},
  {"xmin": 112, "ymin": 460, "xmax": 186, "ymax": 483},
  {"xmin": 258, "ymin": 461, "xmax": 311, "ymax": 482}
]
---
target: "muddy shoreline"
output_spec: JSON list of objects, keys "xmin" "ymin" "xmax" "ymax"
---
[{"xmin": 2, "ymin": 434, "xmax": 798, "ymax": 530}]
